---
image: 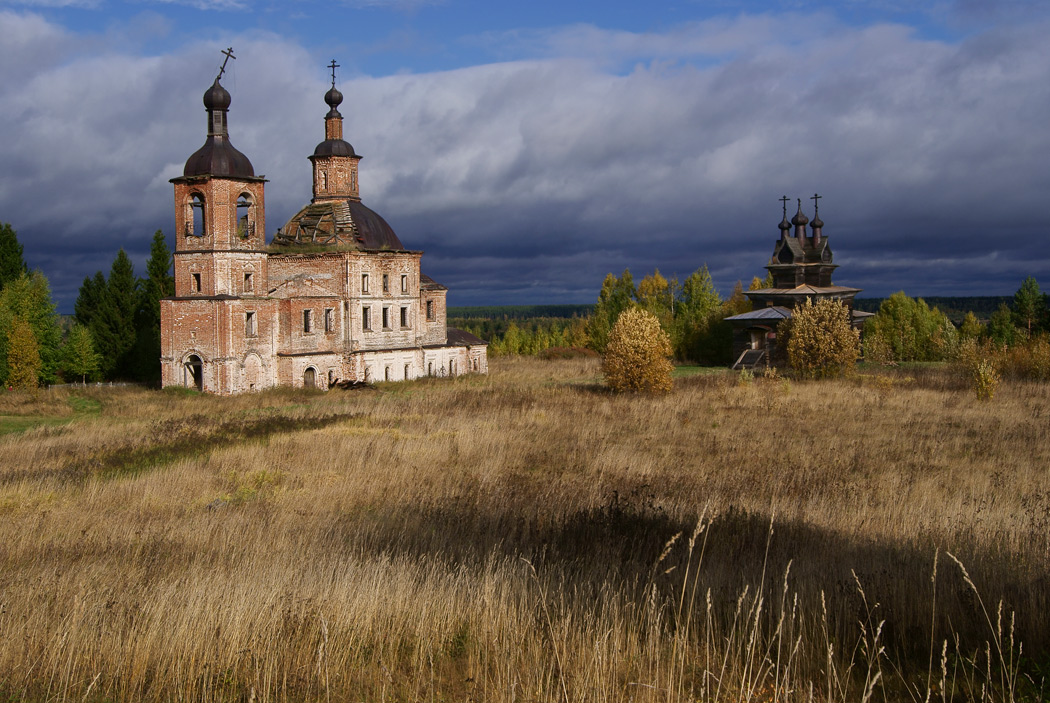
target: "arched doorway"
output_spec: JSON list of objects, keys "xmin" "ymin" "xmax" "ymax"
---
[
  {"xmin": 304, "ymin": 367, "xmax": 316, "ymax": 388},
  {"xmin": 186, "ymin": 355, "xmax": 203, "ymax": 391}
]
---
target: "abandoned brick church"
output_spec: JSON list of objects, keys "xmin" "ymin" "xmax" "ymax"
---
[{"xmin": 160, "ymin": 59, "xmax": 487, "ymax": 393}]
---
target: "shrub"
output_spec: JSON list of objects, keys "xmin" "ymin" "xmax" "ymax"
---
[
  {"xmin": 784, "ymin": 298, "xmax": 861, "ymax": 379},
  {"xmin": 601, "ymin": 307, "xmax": 674, "ymax": 393}
]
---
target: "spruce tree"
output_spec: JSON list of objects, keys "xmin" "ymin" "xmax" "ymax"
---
[
  {"xmin": 673, "ymin": 266, "xmax": 721, "ymax": 362},
  {"xmin": 0, "ymin": 222, "xmax": 27, "ymax": 291},
  {"xmin": 131, "ymin": 231, "xmax": 174, "ymax": 382},
  {"xmin": 92, "ymin": 249, "xmax": 139, "ymax": 379},
  {"xmin": 74, "ymin": 272, "xmax": 107, "ymax": 329}
]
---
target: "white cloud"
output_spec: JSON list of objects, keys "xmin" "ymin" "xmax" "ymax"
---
[{"xmin": 1, "ymin": 9, "xmax": 1049, "ymax": 308}]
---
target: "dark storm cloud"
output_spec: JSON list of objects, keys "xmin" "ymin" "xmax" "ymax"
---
[{"xmin": 1, "ymin": 10, "xmax": 1048, "ymax": 310}]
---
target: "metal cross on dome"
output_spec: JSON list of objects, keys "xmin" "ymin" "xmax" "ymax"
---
[
  {"xmin": 779, "ymin": 195, "xmax": 790, "ymax": 218},
  {"xmin": 329, "ymin": 59, "xmax": 340, "ymax": 87},
  {"xmin": 218, "ymin": 47, "xmax": 236, "ymax": 79},
  {"xmin": 810, "ymin": 192, "xmax": 822, "ymax": 217}
]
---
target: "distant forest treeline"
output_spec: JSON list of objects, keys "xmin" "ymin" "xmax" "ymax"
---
[
  {"xmin": 451, "ymin": 297, "xmax": 1013, "ymax": 325},
  {"xmin": 853, "ymin": 296, "xmax": 1011, "ymax": 323}
]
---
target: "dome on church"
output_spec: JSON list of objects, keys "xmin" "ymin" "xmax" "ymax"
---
[
  {"xmin": 183, "ymin": 77, "xmax": 256, "ymax": 179},
  {"xmin": 273, "ymin": 199, "xmax": 405, "ymax": 251},
  {"xmin": 183, "ymin": 139, "xmax": 256, "ymax": 178},
  {"xmin": 203, "ymin": 78, "xmax": 231, "ymax": 110},
  {"xmin": 790, "ymin": 205, "xmax": 809, "ymax": 227},
  {"xmin": 313, "ymin": 139, "xmax": 358, "ymax": 158}
]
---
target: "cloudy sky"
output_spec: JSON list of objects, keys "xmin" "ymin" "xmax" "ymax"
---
[{"xmin": 1, "ymin": 0, "xmax": 1048, "ymax": 311}]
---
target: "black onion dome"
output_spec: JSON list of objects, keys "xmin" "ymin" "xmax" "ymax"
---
[
  {"xmin": 183, "ymin": 138, "xmax": 255, "ymax": 178},
  {"xmin": 325, "ymin": 86, "xmax": 343, "ymax": 109},
  {"xmin": 203, "ymin": 78, "xmax": 231, "ymax": 110},
  {"xmin": 779, "ymin": 216, "xmax": 792, "ymax": 231},
  {"xmin": 791, "ymin": 204, "xmax": 809, "ymax": 226},
  {"xmin": 810, "ymin": 215, "xmax": 824, "ymax": 229},
  {"xmin": 312, "ymin": 139, "xmax": 358, "ymax": 157}
]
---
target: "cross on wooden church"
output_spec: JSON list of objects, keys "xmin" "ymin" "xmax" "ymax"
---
[
  {"xmin": 218, "ymin": 47, "xmax": 235, "ymax": 79},
  {"xmin": 328, "ymin": 59, "xmax": 340, "ymax": 87},
  {"xmin": 779, "ymin": 195, "xmax": 790, "ymax": 218},
  {"xmin": 810, "ymin": 192, "xmax": 822, "ymax": 217}
]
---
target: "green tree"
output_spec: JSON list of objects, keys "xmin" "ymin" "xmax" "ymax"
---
[
  {"xmin": 749, "ymin": 272, "xmax": 774, "ymax": 290},
  {"xmin": 1012, "ymin": 277, "xmax": 1046, "ymax": 338},
  {"xmin": 587, "ymin": 269, "xmax": 636, "ymax": 353},
  {"xmin": 0, "ymin": 223, "xmax": 28, "ymax": 291},
  {"xmin": 5, "ymin": 316, "xmax": 41, "ymax": 389},
  {"xmin": 602, "ymin": 307, "xmax": 674, "ymax": 393},
  {"xmin": 784, "ymin": 298, "xmax": 860, "ymax": 379},
  {"xmin": 673, "ymin": 266, "xmax": 722, "ymax": 362},
  {"xmin": 0, "ymin": 271, "xmax": 62, "ymax": 385},
  {"xmin": 131, "ymin": 231, "xmax": 175, "ymax": 382},
  {"xmin": 865, "ymin": 292, "xmax": 951, "ymax": 362},
  {"xmin": 92, "ymin": 249, "xmax": 139, "ymax": 379},
  {"xmin": 985, "ymin": 303, "xmax": 1017, "ymax": 346},
  {"xmin": 74, "ymin": 271, "xmax": 107, "ymax": 330},
  {"xmin": 62, "ymin": 324, "xmax": 101, "ymax": 384},
  {"xmin": 959, "ymin": 311, "xmax": 983, "ymax": 341}
]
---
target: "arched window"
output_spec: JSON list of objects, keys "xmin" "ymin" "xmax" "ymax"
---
[
  {"xmin": 188, "ymin": 193, "xmax": 206, "ymax": 237},
  {"xmin": 236, "ymin": 193, "xmax": 254, "ymax": 239}
]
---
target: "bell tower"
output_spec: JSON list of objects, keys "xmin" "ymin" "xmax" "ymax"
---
[
  {"xmin": 310, "ymin": 60, "xmax": 362, "ymax": 203},
  {"xmin": 169, "ymin": 48, "xmax": 268, "ymax": 298}
]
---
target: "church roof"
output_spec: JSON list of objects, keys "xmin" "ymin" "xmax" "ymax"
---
[
  {"xmin": 273, "ymin": 199, "xmax": 405, "ymax": 250},
  {"xmin": 724, "ymin": 306, "xmax": 793, "ymax": 322},
  {"xmin": 180, "ymin": 77, "xmax": 258, "ymax": 180},
  {"xmin": 747, "ymin": 284, "xmax": 861, "ymax": 297},
  {"xmin": 447, "ymin": 328, "xmax": 488, "ymax": 346},
  {"xmin": 420, "ymin": 274, "xmax": 447, "ymax": 291}
]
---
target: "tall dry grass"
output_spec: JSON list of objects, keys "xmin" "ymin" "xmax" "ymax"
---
[{"xmin": 0, "ymin": 358, "xmax": 1047, "ymax": 701}]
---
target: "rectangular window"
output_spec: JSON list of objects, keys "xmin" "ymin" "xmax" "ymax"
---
[
  {"xmin": 362, "ymin": 306, "xmax": 370, "ymax": 331},
  {"xmin": 426, "ymin": 300, "xmax": 434, "ymax": 321},
  {"xmin": 362, "ymin": 273, "xmax": 369, "ymax": 294},
  {"xmin": 382, "ymin": 274, "xmax": 389, "ymax": 293},
  {"xmin": 243, "ymin": 272, "xmax": 253, "ymax": 293},
  {"xmin": 382, "ymin": 307, "xmax": 390, "ymax": 329},
  {"xmin": 401, "ymin": 274, "xmax": 408, "ymax": 294},
  {"xmin": 400, "ymin": 306, "xmax": 408, "ymax": 328},
  {"xmin": 324, "ymin": 308, "xmax": 333, "ymax": 333},
  {"xmin": 303, "ymin": 309, "xmax": 312, "ymax": 334},
  {"xmin": 245, "ymin": 311, "xmax": 256, "ymax": 337},
  {"xmin": 192, "ymin": 273, "xmax": 201, "ymax": 293}
]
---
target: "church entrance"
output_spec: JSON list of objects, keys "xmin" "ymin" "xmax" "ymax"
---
[
  {"xmin": 186, "ymin": 355, "xmax": 203, "ymax": 391},
  {"xmin": 303, "ymin": 367, "xmax": 316, "ymax": 388}
]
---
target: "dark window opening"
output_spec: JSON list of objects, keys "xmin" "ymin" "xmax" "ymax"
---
[
  {"xmin": 244, "ymin": 272, "xmax": 253, "ymax": 293},
  {"xmin": 400, "ymin": 307, "xmax": 408, "ymax": 328},
  {"xmin": 426, "ymin": 300, "xmax": 434, "ymax": 321},
  {"xmin": 382, "ymin": 307, "xmax": 390, "ymax": 329},
  {"xmin": 382, "ymin": 274, "xmax": 389, "ymax": 293},
  {"xmin": 188, "ymin": 194, "xmax": 205, "ymax": 237},
  {"xmin": 192, "ymin": 273, "xmax": 201, "ymax": 293},
  {"xmin": 362, "ymin": 306, "xmax": 370, "ymax": 331},
  {"xmin": 324, "ymin": 308, "xmax": 333, "ymax": 333},
  {"xmin": 303, "ymin": 309, "xmax": 312, "ymax": 334},
  {"xmin": 236, "ymin": 194, "xmax": 253, "ymax": 239},
  {"xmin": 245, "ymin": 311, "xmax": 256, "ymax": 337}
]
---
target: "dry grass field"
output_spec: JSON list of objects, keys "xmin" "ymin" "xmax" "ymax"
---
[{"xmin": 0, "ymin": 357, "xmax": 1048, "ymax": 702}]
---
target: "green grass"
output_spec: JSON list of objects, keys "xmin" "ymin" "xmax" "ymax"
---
[
  {"xmin": 672, "ymin": 364, "xmax": 727, "ymax": 378},
  {"xmin": 0, "ymin": 393, "xmax": 102, "ymax": 436}
]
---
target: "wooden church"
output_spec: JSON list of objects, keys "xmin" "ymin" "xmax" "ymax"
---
[{"xmin": 725, "ymin": 195, "xmax": 872, "ymax": 369}]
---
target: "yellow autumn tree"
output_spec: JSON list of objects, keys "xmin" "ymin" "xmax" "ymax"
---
[
  {"xmin": 6, "ymin": 315, "xmax": 41, "ymax": 389},
  {"xmin": 785, "ymin": 297, "xmax": 860, "ymax": 379},
  {"xmin": 602, "ymin": 307, "xmax": 674, "ymax": 393}
]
